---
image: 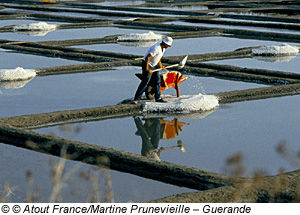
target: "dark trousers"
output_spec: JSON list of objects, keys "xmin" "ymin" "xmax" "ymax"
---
[
  {"xmin": 134, "ymin": 60, "xmax": 161, "ymax": 101},
  {"xmin": 134, "ymin": 117, "xmax": 160, "ymax": 156}
]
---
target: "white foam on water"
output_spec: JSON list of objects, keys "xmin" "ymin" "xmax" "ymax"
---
[
  {"xmin": 252, "ymin": 43, "xmax": 299, "ymax": 56},
  {"xmin": 117, "ymin": 31, "xmax": 164, "ymax": 41},
  {"xmin": 0, "ymin": 67, "xmax": 36, "ymax": 81},
  {"xmin": 143, "ymin": 94, "xmax": 219, "ymax": 113},
  {"xmin": 13, "ymin": 22, "xmax": 58, "ymax": 31}
]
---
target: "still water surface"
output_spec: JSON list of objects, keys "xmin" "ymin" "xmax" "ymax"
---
[{"xmin": 36, "ymin": 95, "xmax": 300, "ymax": 177}]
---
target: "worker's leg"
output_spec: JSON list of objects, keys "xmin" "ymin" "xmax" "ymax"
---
[
  {"xmin": 153, "ymin": 71, "xmax": 161, "ymax": 101},
  {"xmin": 134, "ymin": 71, "xmax": 152, "ymax": 101}
]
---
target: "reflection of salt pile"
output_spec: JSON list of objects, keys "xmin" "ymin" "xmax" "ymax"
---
[
  {"xmin": 0, "ymin": 67, "xmax": 36, "ymax": 82},
  {"xmin": 252, "ymin": 43, "xmax": 299, "ymax": 56},
  {"xmin": 0, "ymin": 79, "xmax": 34, "ymax": 89},
  {"xmin": 253, "ymin": 55, "xmax": 297, "ymax": 63},
  {"xmin": 117, "ymin": 31, "xmax": 164, "ymax": 47},
  {"xmin": 143, "ymin": 94, "xmax": 219, "ymax": 113},
  {"xmin": 142, "ymin": 108, "xmax": 217, "ymax": 120},
  {"xmin": 13, "ymin": 22, "xmax": 57, "ymax": 36}
]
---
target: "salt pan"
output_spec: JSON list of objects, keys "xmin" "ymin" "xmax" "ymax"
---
[
  {"xmin": 117, "ymin": 31, "xmax": 163, "ymax": 41},
  {"xmin": 252, "ymin": 43, "xmax": 299, "ymax": 56},
  {"xmin": 13, "ymin": 22, "xmax": 57, "ymax": 32},
  {"xmin": 143, "ymin": 94, "xmax": 219, "ymax": 113},
  {"xmin": 0, "ymin": 67, "xmax": 36, "ymax": 82}
]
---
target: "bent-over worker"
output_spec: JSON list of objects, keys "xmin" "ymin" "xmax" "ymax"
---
[{"xmin": 133, "ymin": 36, "xmax": 173, "ymax": 103}]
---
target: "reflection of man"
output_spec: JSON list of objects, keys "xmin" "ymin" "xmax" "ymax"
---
[
  {"xmin": 133, "ymin": 117, "xmax": 188, "ymax": 161},
  {"xmin": 134, "ymin": 117, "xmax": 161, "ymax": 161}
]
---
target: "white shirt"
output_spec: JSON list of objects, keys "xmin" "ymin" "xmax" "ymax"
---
[{"xmin": 143, "ymin": 42, "xmax": 165, "ymax": 67}]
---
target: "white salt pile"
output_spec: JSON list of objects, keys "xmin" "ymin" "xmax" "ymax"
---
[
  {"xmin": 13, "ymin": 22, "xmax": 57, "ymax": 32},
  {"xmin": 117, "ymin": 31, "xmax": 163, "ymax": 41},
  {"xmin": 0, "ymin": 67, "xmax": 36, "ymax": 82},
  {"xmin": 143, "ymin": 94, "xmax": 219, "ymax": 113},
  {"xmin": 252, "ymin": 43, "xmax": 299, "ymax": 56}
]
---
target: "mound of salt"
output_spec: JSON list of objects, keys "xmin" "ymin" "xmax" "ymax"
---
[
  {"xmin": 143, "ymin": 94, "xmax": 219, "ymax": 113},
  {"xmin": 13, "ymin": 22, "xmax": 57, "ymax": 31},
  {"xmin": 252, "ymin": 43, "xmax": 299, "ymax": 56},
  {"xmin": 0, "ymin": 67, "xmax": 36, "ymax": 81},
  {"xmin": 117, "ymin": 31, "xmax": 163, "ymax": 41}
]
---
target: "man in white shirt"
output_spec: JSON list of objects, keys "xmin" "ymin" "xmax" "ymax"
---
[{"xmin": 133, "ymin": 36, "xmax": 173, "ymax": 103}]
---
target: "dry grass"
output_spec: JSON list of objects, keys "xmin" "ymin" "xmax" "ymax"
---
[{"xmin": 0, "ymin": 125, "xmax": 115, "ymax": 203}]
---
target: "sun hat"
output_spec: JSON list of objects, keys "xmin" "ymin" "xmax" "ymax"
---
[{"xmin": 162, "ymin": 36, "xmax": 173, "ymax": 46}]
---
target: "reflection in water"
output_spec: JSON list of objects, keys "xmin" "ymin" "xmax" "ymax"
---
[
  {"xmin": 134, "ymin": 117, "xmax": 188, "ymax": 161},
  {"xmin": 13, "ymin": 22, "xmax": 58, "ymax": 37},
  {"xmin": 14, "ymin": 30, "xmax": 55, "ymax": 37},
  {"xmin": 0, "ymin": 78, "xmax": 34, "ymax": 89},
  {"xmin": 252, "ymin": 55, "xmax": 297, "ymax": 63}
]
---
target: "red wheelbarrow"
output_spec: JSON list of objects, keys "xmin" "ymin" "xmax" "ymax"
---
[{"xmin": 135, "ymin": 56, "xmax": 189, "ymax": 100}]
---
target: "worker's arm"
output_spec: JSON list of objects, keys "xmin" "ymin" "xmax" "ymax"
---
[
  {"xmin": 144, "ymin": 54, "xmax": 153, "ymax": 74},
  {"xmin": 158, "ymin": 60, "xmax": 166, "ymax": 70}
]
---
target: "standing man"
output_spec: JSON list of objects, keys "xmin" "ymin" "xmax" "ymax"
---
[{"xmin": 133, "ymin": 36, "xmax": 173, "ymax": 103}]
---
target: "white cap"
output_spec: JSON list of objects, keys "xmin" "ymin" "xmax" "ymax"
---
[{"xmin": 162, "ymin": 36, "xmax": 173, "ymax": 46}]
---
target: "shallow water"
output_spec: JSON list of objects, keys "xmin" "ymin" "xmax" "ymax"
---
[
  {"xmin": 85, "ymin": 1, "xmax": 146, "ymax": 6},
  {"xmin": 138, "ymin": 6, "xmax": 208, "ymax": 11},
  {"xmin": 207, "ymin": 54, "xmax": 300, "ymax": 74},
  {"xmin": 165, "ymin": 21, "xmax": 300, "ymax": 35},
  {"xmin": 74, "ymin": 36, "xmax": 299, "ymax": 57},
  {"xmin": 0, "ymin": 51, "xmax": 84, "ymax": 69},
  {"xmin": 36, "ymin": 94, "xmax": 300, "ymax": 177},
  {"xmin": 0, "ymin": 142, "xmax": 192, "ymax": 203},
  {"xmin": 1, "ymin": 27, "xmax": 169, "ymax": 42}
]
